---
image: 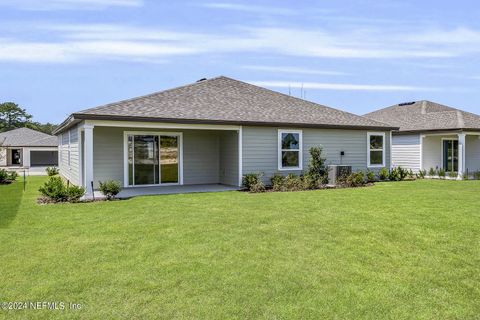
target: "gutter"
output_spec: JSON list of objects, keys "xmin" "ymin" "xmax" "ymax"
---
[{"xmin": 53, "ymin": 113, "xmax": 399, "ymax": 134}]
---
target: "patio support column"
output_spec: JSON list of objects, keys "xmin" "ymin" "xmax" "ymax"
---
[
  {"xmin": 458, "ymin": 133, "xmax": 466, "ymax": 179},
  {"xmin": 84, "ymin": 124, "xmax": 94, "ymax": 197}
]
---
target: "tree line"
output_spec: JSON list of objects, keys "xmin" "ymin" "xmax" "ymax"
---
[{"xmin": 0, "ymin": 102, "xmax": 57, "ymax": 135}]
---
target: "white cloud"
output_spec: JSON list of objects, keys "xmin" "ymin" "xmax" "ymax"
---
[
  {"xmin": 250, "ymin": 81, "xmax": 437, "ymax": 92},
  {"xmin": 0, "ymin": 0, "xmax": 143, "ymax": 10},
  {"xmin": 241, "ymin": 65, "xmax": 350, "ymax": 76},
  {"xmin": 2, "ymin": 23, "xmax": 480, "ymax": 63},
  {"xmin": 199, "ymin": 2, "xmax": 295, "ymax": 15}
]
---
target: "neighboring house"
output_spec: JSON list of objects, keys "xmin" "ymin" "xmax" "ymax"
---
[
  {"xmin": 364, "ymin": 100, "xmax": 480, "ymax": 178},
  {"xmin": 53, "ymin": 76, "xmax": 396, "ymax": 196},
  {"xmin": 0, "ymin": 127, "xmax": 58, "ymax": 168}
]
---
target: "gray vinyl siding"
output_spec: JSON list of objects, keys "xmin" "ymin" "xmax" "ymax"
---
[
  {"xmin": 466, "ymin": 135, "xmax": 480, "ymax": 172},
  {"xmin": 219, "ymin": 131, "xmax": 239, "ymax": 186},
  {"xmin": 242, "ymin": 126, "xmax": 391, "ymax": 184},
  {"xmin": 92, "ymin": 127, "xmax": 231, "ymax": 188},
  {"xmin": 58, "ymin": 125, "xmax": 80, "ymax": 185},
  {"xmin": 392, "ymin": 134, "xmax": 421, "ymax": 172}
]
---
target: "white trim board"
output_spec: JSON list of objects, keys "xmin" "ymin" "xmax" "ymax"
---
[
  {"xmin": 86, "ymin": 120, "xmax": 241, "ymax": 131},
  {"xmin": 367, "ymin": 132, "xmax": 386, "ymax": 168},
  {"xmin": 277, "ymin": 129, "xmax": 303, "ymax": 171}
]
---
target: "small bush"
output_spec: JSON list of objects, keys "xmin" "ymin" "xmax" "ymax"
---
[
  {"xmin": 0, "ymin": 169, "xmax": 17, "ymax": 184},
  {"xmin": 338, "ymin": 171, "xmax": 366, "ymax": 188},
  {"xmin": 448, "ymin": 171, "xmax": 457, "ymax": 179},
  {"xmin": 301, "ymin": 173, "xmax": 317, "ymax": 190},
  {"xmin": 270, "ymin": 174, "xmax": 285, "ymax": 191},
  {"xmin": 38, "ymin": 176, "xmax": 85, "ymax": 203},
  {"xmin": 389, "ymin": 167, "xmax": 408, "ymax": 181},
  {"xmin": 474, "ymin": 171, "xmax": 480, "ymax": 180},
  {"xmin": 378, "ymin": 167, "xmax": 389, "ymax": 181},
  {"xmin": 45, "ymin": 166, "xmax": 59, "ymax": 176},
  {"xmin": 99, "ymin": 180, "xmax": 122, "ymax": 200},
  {"xmin": 307, "ymin": 146, "xmax": 328, "ymax": 184},
  {"xmin": 438, "ymin": 168, "xmax": 446, "ymax": 179},
  {"xmin": 242, "ymin": 173, "xmax": 262, "ymax": 191},
  {"xmin": 407, "ymin": 169, "xmax": 416, "ymax": 180},
  {"xmin": 249, "ymin": 180, "xmax": 266, "ymax": 193},
  {"xmin": 417, "ymin": 169, "xmax": 427, "ymax": 179},
  {"xmin": 66, "ymin": 185, "xmax": 86, "ymax": 203},
  {"xmin": 283, "ymin": 174, "xmax": 304, "ymax": 192},
  {"xmin": 428, "ymin": 167, "xmax": 436, "ymax": 177},
  {"xmin": 366, "ymin": 170, "xmax": 377, "ymax": 183}
]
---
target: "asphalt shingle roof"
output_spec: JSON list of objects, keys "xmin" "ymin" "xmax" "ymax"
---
[
  {"xmin": 364, "ymin": 100, "xmax": 480, "ymax": 133},
  {"xmin": 58, "ymin": 76, "xmax": 394, "ymax": 133},
  {"xmin": 0, "ymin": 127, "xmax": 57, "ymax": 147}
]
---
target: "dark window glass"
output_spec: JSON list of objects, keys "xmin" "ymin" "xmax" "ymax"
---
[
  {"xmin": 282, "ymin": 133, "xmax": 299, "ymax": 150},
  {"xmin": 160, "ymin": 136, "xmax": 179, "ymax": 183},
  {"xmin": 370, "ymin": 151, "xmax": 383, "ymax": 165},
  {"xmin": 282, "ymin": 151, "xmax": 299, "ymax": 167},
  {"xmin": 133, "ymin": 135, "xmax": 159, "ymax": 185},
  {"xmin": 370, "ymin": 135, "xmax": 383, "ymax": 149}
]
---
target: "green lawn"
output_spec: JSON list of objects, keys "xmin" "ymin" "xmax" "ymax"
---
[{"xmin": 1, "ymin": 177, "xmax": 480, "ymax": 319}]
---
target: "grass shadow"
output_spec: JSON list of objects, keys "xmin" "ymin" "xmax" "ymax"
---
[{"xmin": 0, "ymin": 180, "xmax": 23, "ymax": 228}]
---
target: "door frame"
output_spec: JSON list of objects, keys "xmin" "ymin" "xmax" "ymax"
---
[
  {"xmin": 441, "ymin": 137, "xmax": 458, "ymax": 172},
  {"xmin": 11, "ymin": 148, "xmax": 22, "ymax": 165},
  {"xmin": 123, "ymin": 131, "xmax": 183, "ymax": 187}
]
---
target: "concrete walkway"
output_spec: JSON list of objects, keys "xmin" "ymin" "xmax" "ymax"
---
[{"xmin": 92, "ymin": 184, "xmax": 240, "ymax": 199}]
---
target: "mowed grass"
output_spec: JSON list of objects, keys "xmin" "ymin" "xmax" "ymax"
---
[{"xmin": 1, "ymin": 177, "xmax": 480, "ymax": 319}]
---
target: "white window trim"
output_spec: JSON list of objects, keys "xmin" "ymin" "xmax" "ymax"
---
[
  {"xmin": 278, "ymin": 129, "xmax": 303, "ymax": 171},
  {"xmin": 123, "ymin": 131, "xmax": 184, "ymax": 188},
  {"xmin": 367, "ymin": 132, "xmax": 386, "ymax": 168}
]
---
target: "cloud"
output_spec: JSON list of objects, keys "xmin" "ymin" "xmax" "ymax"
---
[
  {"xmin": 249, "ymin": 81, "xmax": 438, "ymax": 92},
  {"xmin": 0, "ymin": 0, "xmax": 143, "ymax": 10},
  {"xmin": 199, "ymin": 2, "xmax": 295, "ymax": 15},
  {"xmin": 1, "ymin": 23, "xmax": 480, "ymax": 63},
  {"xmin": 241, "ymin": 65, "xmax": 350, "ymax": 76}
]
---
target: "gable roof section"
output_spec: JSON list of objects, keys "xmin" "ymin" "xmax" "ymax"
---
[
  {"xmin": 0, "ymin": 127, "xmax": 57, "ymax": 147},
  {"xmin": 54, "ymin": 76, "xmax": 395, "ymax": 134},
  {"xmin": 364, "ymin": 100, "xmax": 480, "ymax": 133}
]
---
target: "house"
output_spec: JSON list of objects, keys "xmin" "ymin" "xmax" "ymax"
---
[
  {"xmin": 0, "ymin": 127, "xmax": 58, "ymax": 169},
  {"xmin": 53, "ymin": 76, "xmax": 396, "ymax": 197},
  {"xmin": 364, "ymin": 100, "xmax": 480, "ymax": 178}
]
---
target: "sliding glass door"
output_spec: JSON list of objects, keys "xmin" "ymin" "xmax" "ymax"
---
[
  {"xmin": 127, "ymin": 133, "xmax": 180, "ymax": 186},
  {"xmin": 443, "ymin": 139, "xmax": 458, "ymax": 172}
]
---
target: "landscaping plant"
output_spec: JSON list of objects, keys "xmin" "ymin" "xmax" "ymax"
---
[
  {"xmin": 99, "ymin": 180, "xmax": 122, "ymax": 200},
  {"xmin": 307, "ymin": 146, "xmax": 328, "ymax": 185},
  {"xmin": 38, "ymin": 176, "xmax": 85, "ymax": 203},
  {"xmin": 389, "ymin": 167, "xmax": 408, "ymax": 181},
  {"xmin": 418, "ymin": 169, "xmax": 427, "ymax": 179},
  {"xmin": 378, "ymin": 167, "xmax": 390, "ymax": 181},
  {"xmin": 0, "ymin": 169, "xmax": 18, "ymax": 184},
  {"xmin": 438, "ymin": 168, "xmax": 446, "ymax": 179},
  {"xmin": 428, "ymin": 167, "xmax": 437, "ymax": 177},
  {"xmin": 45, "ymin": 166, "xmax": 59, "ymax": 176},
  {"xmin": 448, "ymin": 171, "xmax": 458, "ymax": 179},
  {"xmin": 270, "ymin": 174, "xmax": 285, "ymax": 192},
  {"xmin": 366, "ymin": 170, "xmax": 376, "ymax": 183},
  {"xmin": 242, "ymin": 173, "xmax": 265, "ymax": 193}
]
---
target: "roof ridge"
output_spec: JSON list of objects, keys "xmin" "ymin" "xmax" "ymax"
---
[{"xmin": 222, "ymin": 77, "xmax": 392, "ymax": 127}]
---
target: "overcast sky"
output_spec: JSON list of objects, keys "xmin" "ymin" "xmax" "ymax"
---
[{"xmin": 1, "ymin": 0, "xmax": 480, "ymax": 123}]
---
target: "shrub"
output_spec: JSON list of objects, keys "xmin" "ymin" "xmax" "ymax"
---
[
  {"xmin": 407, "ymin": 169, "xmax": 416, "ymax": 180},
  {"xmin": 270, "ymin": 174, "xmax": 285, "ymax": 192},
  {"xmin": 474, "ymin": 171, "xmax": 480, "ymax": 180},
  {"xmin": 448, "ymin": 171, "xmax": 458, "ymax": 179},
  {"xmin": 283, "ymin": 174, "xmax": 304, "ymax": 191},
  {"xmin": 0, "ymin": 169, "xmax": 17, "ymax": 184},
  {"xmin": 301, "ymin": 173, "xmax": 317, "ymax": 190},
  {"xmin": 378, "ymin": 167, "xmax": 389, "ymax": 181},
  {"xmin": 389, "ymin": 167, "xmax": 408, "ymax": 181},
  {"xmin": 428, "ymin": 167, "xmax": 436, "ymax": 177},
  {"xmin": 438, "ymin": 168, "xmax": 446, "ymax": 179},
  {"xmin": 338, "ymin": 171, "xmax": 366, "ymax": 188},
  {"xmin": 66, "ymin": 185, "xmax": 86, "ymax": 203},
  {"xmin": 417, "ymin": 169, "xmax": 427, "ymax": 179},
  {"xmin": 99, "ymin": 180, "xmax": 122, "ymax": 200},
  {"xmin": 249, "ymin": 180, "xmax": 266, "ymax": 193},
  {"xmin": 366, "ymin": 170, "xmax": 377, "ymax": 183},
  {"xmin": 242, "ymin": 173, "xmax": 262, "ymax": 191},
  {"xmin": 307, "ymin": 146, "xmax": 328, "ymax": 184},
  {"xmin": 38, "ymin": 176, "xmax": 85, "ymax": 203},
  {"xmin": 45, "ymin": 166, "xmax": 59, "ymax": 176}
]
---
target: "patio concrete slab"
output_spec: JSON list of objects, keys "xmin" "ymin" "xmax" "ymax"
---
[{"xmin": 92, "ymin": 184, "xmax": 240, "ymax": 199}]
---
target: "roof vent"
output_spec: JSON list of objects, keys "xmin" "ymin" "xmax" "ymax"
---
[
  {"xmin": 196, "ymin": 78, "xmax": 207, "ymax": 82},
  {"xmin": 398, "ymin": 101, "xmax": 416, "ymax": 106}
]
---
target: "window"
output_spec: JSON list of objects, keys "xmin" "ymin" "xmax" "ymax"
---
[
  {"xmin": 367, "ymin": 132, "xmax": 385, "ymax": 167},
  {"xmin": 278, "ymin": 130, "xmax": 302, "ymax": 170}
]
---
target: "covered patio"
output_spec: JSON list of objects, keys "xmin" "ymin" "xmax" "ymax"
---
[{"xmin": 422, "ymin": 131, "xmax": 480, "ymax": 178}]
